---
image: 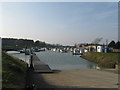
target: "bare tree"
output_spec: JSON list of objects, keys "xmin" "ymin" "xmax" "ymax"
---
[
  {"xmin": 93, "ymin": 37, "xmax": 103, "ymax": 45},
  {"xmin": 106, "ymin": 39, "xmax": 108, "ymax": 46},
  {"xmin": 93, "ymin": 37, "xmax": 103, "ymax": 52}
]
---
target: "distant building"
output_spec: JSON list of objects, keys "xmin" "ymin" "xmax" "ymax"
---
[
  {"xmin": 97, "ymin": 45, "xmax": 103, "ymax": 52},
  {"xmin": 87, "ymin": 44, "xmax": 96, "ymax": 52},
  {"xmin": 75, "ymin": 43, "xmax": 110, "ymax": 53},
  {"xmin": 112, "ymin": 49, "xmax": 120, "ymax": 53}
]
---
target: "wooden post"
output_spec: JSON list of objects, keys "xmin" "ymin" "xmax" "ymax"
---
[
  {"xmin": 30, "ymin": 54, "xmax": 34, "ymax": 70},
  {"xmin": 115, "ymin": 64, "xmax": 118, "ymax": 71}
]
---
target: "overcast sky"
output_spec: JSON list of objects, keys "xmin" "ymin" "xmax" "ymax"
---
[{"xmin": 1, "ymin": 2, "xmax": 118, "ymax": 45}]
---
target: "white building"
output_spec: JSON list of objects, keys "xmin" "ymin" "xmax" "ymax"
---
[{"xmin": 97, "ymin": 46, "xmax": 103, "ymax": 52}]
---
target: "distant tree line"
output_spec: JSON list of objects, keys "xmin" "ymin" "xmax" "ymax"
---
[
  {"xmin": 2, "ymin": 38, "xmax": 120, "ymax": 51},
  {"xmin": 108, "ymin": 40, "xmax": 120, "ymax": 49},
  {"xmin": 2, "ymin": 38, "xmax": 62, "ymax": 51}
]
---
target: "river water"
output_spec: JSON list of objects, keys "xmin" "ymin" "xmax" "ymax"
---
[
  {"xmin": 7, "ymin": 51, "xmax": 30, "ymax": 64},
  {"xmin": 7, "ymin": 50, "xmax": 96, "ymax": 70}
]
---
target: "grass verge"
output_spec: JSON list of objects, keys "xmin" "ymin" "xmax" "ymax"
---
[
  {"xmin": 82, "ymin": 52, "xmax": 119, "ymax": 68},
  {"xmin": 2, "ymin": 52, "xmax": 27, "ymax": 88}
]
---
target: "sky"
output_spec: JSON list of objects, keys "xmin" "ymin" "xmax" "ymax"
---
[{"xmin": 1, "ymin": 2, "xmax": 118, "ymax": 45}]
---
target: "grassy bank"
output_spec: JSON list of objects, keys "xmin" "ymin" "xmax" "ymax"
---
[
  {"xmin": 82, "ymin": 52, "xmax": 119, "ymax": 68},
  {"xmin": 2, "ymin": 52, "xmax": 27, "ymax": 88}
]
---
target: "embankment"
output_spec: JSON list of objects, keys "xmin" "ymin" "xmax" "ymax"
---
[
  {"xmin": 82, "ymin": 52, "xmax": 119, "ymax": 68},
  {"xmin": 2, "ymin": 52, "xmax": 27, "ymax": 88}
]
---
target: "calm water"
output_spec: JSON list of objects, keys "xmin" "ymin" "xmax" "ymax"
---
[
  {"xmin": 35, "ymin": 50, "xmax": 96, "ymax": 70},
  {"xmin": 7, "ymin": 50, "xmax": 96, "ymax": 70},
  {"xmin": 7, "ymin": 51, "xmax": 30, "ymax": 64}
]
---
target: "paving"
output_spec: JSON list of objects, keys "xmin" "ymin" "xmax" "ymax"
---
[{"xmin": 26, "ymin": 69, "xmax": 118, "ymax": 88}]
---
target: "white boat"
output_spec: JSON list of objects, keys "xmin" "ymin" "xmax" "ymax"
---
[{"xmin": 19, "ymin": 50, "xmax": 25, "ymax": 53}]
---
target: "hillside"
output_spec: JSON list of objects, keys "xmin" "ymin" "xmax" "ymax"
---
[{"xmin": 2, "ymin": 52, "xmax": 27, "ymax": 88}]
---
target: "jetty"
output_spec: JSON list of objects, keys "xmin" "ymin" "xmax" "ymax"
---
[{"xmin": 32, "ymin": 54, "xmax": 52, "ymax": 73}]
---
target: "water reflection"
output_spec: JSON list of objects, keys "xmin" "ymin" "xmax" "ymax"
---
[{"xmin": 87, "ymin": 64, "xmax": 95, "ymax": 69}]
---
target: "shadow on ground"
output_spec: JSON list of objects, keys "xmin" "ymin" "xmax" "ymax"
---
[
  {"xmin": 26, "ymin": 69, "xmax": 61, "ymax": 89},
  {"xmin": 25, "ymin": 69, "xmax": 118, "ymax": 90}
]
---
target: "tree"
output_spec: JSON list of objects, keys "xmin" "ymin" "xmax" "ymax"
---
[
  {"xmin": 35, "ymin": 40, "xmax": 40, "ymax": 47},
  {"xmin": 115, "ymin": 41, "xmax": 120, "ymax": 49},
  {"xmin": 108, "ymin": 40, "xmax": 116, "ymax": 49},
  {"xmin": 39, "ymin": 41, "xmax": 46, "ymax": 48},
  {"xmin": 93, "ymin": 37, "xmax": 103, "ymax": 52},
  {"xmin": 105, "ymin": 39, "xmax": 108, "ymax": 46},
  {"xmin": 93, "ymin": 37, "xmax": 103, "ymax": 45}
]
